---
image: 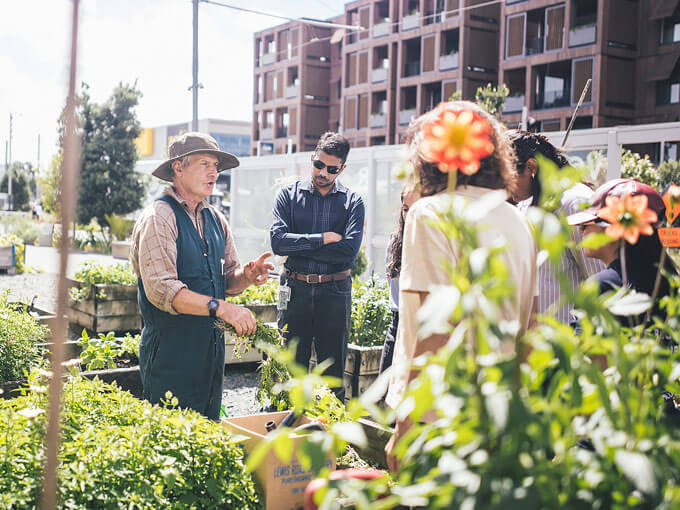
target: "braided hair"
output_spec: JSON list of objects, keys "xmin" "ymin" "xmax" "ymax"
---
[{"xmin": 508, "ymin": 131, "xmax": 569, "ymax": 206}]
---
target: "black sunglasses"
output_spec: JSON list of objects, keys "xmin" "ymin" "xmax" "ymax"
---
[{"xmin": 312, "ymin": 158, "xmax": 342, "ymax": 174}]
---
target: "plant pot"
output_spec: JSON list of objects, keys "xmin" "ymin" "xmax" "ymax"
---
[
  {"xmin": 67, "ymin": 279, "xmax": 142, "ymax": 335},
  {"xmin": 343, "ymin": 344, "xmax": 382, "ymax": 402},
  {"xmin": 111, "ymin": 240, "xmax": 131, "ymax": 260}
]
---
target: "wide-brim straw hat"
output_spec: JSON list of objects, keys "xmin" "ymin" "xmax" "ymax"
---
[{"xmin": 152, "ymin": 131, "xmax": 240, "ymax": 182}]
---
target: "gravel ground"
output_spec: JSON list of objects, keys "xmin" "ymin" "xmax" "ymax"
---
[{"xmin": 0, "ymin": 271, "xmax": 262, "ymax": 417}]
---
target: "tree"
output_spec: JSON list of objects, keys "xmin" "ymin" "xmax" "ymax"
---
[
  {"xmin": 447, "ymin": 83, "xmax": 509, "ymax": 119},
  {"xmin": 39, "ymin": 153, "xmax": 62, "ymax": 218},
  {"xmin": 1, "ymin": 162, "xmax": 33, "ymax": 211},
  {"xmin": 63, "ymin": 82, "xmax": 145, "ymax": 226},
  {"xmin": 620, "ymin": 149, "xmax": 657, "ymax": 188}
]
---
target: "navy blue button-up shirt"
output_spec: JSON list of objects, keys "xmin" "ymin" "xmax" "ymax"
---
[{"xmin": 270, "ymin": 177, "xmax": 365, "ymax": 275}]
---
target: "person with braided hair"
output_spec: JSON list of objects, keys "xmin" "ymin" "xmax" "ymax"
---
[{"xmin": 508, "ymin": 130, "xmax": 604, "ymax": 323}]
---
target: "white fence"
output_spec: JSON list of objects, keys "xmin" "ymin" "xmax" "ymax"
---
[{"xmin": 174, "ymin": 121, "xmax": 680, "ymax": 275}]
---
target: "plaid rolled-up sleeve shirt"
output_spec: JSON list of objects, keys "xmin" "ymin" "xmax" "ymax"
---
[{"xmin": 130, "ymin": 186, "xmax": 240, "ymax": 314}]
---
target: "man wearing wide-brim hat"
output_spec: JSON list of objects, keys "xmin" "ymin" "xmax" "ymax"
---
[{"xmin": 131, "ymin": 132, "xmax": 274, "ymax": 420}]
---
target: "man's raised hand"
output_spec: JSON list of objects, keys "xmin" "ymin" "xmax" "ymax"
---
[{"xmin": 244, "ymin": 251, "xmax": 275, "ymax": 286}]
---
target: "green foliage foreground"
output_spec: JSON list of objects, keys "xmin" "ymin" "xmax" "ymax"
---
[
  {"xmin": 0, "ymin": 374, "xmax": 261, "ymax": 509},
  {"xmin": 245, "ymin": 160, "xmax": 680, "ymax": 509}
]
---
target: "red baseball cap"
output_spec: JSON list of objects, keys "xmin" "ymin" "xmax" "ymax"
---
[{"xmin": 566, "ymin": 178, "xmax": 666, "ymax": 226}]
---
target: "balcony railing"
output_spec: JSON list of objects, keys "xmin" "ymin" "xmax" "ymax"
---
[
  {"xmin": 503, "ymin": 95, "xmax": 525, "ymax": 113},
  {"xmin": 404, "ymin": 61, "xmax": 420, "ymax": 77},
  {"xmin": 402, "ymin": 12, "xmax": 420, "ymax": 31},
  {"xmin": 370, "ymin": 113, "xmax": 387, "ymax": 128},
  {"xmin": 439, "ymin": 52, "xmax": 459, "ymax": 70},
  {"xmin": 285, "ymin": 84, "xmax": 298, "ymax": 99},
  {"xmin": 399, "ymin": 108, "xmax": 417, "ymax": 125},
  {"xmin": 568, "ymin": 25, "xmax": 596, "ymax": 47},
  {"xmin": 261, "ymin": 127, "xmax": 273, "ymax": 140},
  {"xmin": 262, "ymin": 52, "xmax": 276, "ymax": 65},
  {"xmin": 372, "ymin": 67, "xmax": 388, "ymax": 83},
  {"xmin": 373, "ymin": 20, "xmax": 390, "ymax": 38},
  {"xmin": 525, "ymin": 37, "xmax": 544, "ymax": 55}
]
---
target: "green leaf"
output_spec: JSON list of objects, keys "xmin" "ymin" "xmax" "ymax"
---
[
  {"xmin": 330, "ymin": 421, "xmax": 367, "ymax": 449},
  {"xmin": 606, "ymin": 290, "xmax": 652, "ymax": 316},
  {"xmin": 580, "ymin": 232, "xmax": 614, "ymax": 250}
]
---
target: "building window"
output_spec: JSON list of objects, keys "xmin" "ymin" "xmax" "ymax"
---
[
  {"xmin": 506, "ymin": 13, "xmax": 526, "ymax": 58},
  {"xmin": 571, "ymin": 57, "xmax": 593, "ymax": 104},
  {"xmin": 422, "ymin": 35, "xmax": 436, "ymax": 73},
  {"xmin": 657, "ymin": 81, "xmax": 680, "ymax": 105},
  {"xmin": 661, "ymin": 8, "xmax": 680, "ymax": 45},
  {"xmin": 534, "ymin": 60, "xmax": 571, "ymax": 109},
  {"xmin": 442, "ymin": 80, "xmax": 457, "ymax": 101},
  {"xmin": 358, "ymin": 51, "xmax": 369, "ymax": 84},
  {"xmin": 569, "ymin": 0, "xmax": 597, "ymax": 47},
  {"xmin": 544, "ymin": 5, "xmax": 565, "ymax": 51},
  {"xmin": 346, "ymin": 52, "xmax": 358, "ymax": 87},
  {"xmin": 358, "ymin": 94, "xmax": 369, "ymax": 128},
  {"xmin": 403, "ymin": 38, "xmax": 421, "ymax": 77},
  {"xmin": 359, "ymin": 6, "xmax": 370, "ymax": 40},
  {"xmin": 440, "ymin": 29, "xmax": 460, "ymax": 70},
  {"xmin": 345, "ymin": 96, "xmax": 358, "ymax": 130}
]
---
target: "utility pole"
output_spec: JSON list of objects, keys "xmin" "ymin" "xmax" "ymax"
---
[
  {"xmin": 8, "ymin": 112, "xmax": 13, "ymax": 210},
  {"xmin": 192, "ymin": 0, "xmax": 199, "ymax": 131}
]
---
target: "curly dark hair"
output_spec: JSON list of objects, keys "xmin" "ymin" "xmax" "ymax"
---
[
  {"xmin": 508, "ymin": 130, "xmax": 569, "ymax": 206},
  {"xmin": 404, "ymin": 101, "xmax": 517, "ymax": 198},
  {"xmin": 315, "ymin": 132, "xmax": 350, "ymax": 164},
  {"xmin": 386, "ymin": 188, "xmax": 410, "ymax": 279}
]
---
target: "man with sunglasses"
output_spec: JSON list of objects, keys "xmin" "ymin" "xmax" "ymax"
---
[{"xmin": 270, "ymin": 132, "xmax": 365, "ymax": 400}]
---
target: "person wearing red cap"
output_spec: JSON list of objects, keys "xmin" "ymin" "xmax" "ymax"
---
[{"xmin": 566, "ymin": 178, "xmax": 675, "ymax": 324}]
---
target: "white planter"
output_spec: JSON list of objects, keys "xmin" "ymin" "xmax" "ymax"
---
[
  {"xmin": 399, "ymin": 108, "xmax": 417, "ymax": 125},
  {"xmin": 372, "ymin": 21, "xmax": 390, "ymax": 38},
  {"xmin": 370, "ymin": 113, "xmax": 387, "ymax": 128},
  {"xmin": 439, "ymin": 53, "xmax": 459, "ymax": 71},
  {"xmin": 402, "ymin": 13, "xmax": 420, "ymax": 31},
  {"xmin": 569, "ymin": 25, "xmax": 596, "ymax": 47},
  {"xmin": 111, "ymin": 240, "xmax": 131, "ymax": 260},
  {"xmin": 503, "ymin": 95, "xmax": 525, "ymax": 113},
  {"xmin": 371, "ymin": 67, "xmax": 388, "ymax": 83}
]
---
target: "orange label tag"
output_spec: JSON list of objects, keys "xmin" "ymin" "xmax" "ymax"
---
[
  {"xmin": 658, "ymin": 228, "xmax": 680, "ymax": 247},
  {"xmin": 662, "ymin": 185, "xmax": 680, "ymax": 226}
]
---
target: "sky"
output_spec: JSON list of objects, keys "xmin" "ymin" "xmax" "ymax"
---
[{"xmin": 0, "ymin": 0, "xmax": 346, "ymax": 169}]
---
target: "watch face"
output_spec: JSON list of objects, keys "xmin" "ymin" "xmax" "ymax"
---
[{"xmin": 209, "ymin": 299, "xmax": 219, "ymax": 316}]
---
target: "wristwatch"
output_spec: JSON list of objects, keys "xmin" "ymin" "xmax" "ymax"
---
[{"xmin": 208, "ymin": 298, "xmax": 220, "ymax": 318}]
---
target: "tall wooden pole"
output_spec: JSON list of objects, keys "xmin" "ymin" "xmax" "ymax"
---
[{"xmin": 40, "ymin": 0, "xmax": 81, "ymax": 507}]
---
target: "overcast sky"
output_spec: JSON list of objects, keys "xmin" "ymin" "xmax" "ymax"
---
[{"xmin": 0, "ymin": 0, "xmax": 345, "ymax": 168}]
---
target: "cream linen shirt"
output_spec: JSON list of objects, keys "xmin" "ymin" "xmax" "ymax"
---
[
  {"xmin": 130, "ymin": 186, "xmax": 240, "ymax": 315},
  {"xmin": 385, "ymin": 185, "xmax": 538, "ymax": 409}
]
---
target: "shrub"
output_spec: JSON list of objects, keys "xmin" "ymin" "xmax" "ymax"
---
[
  {"xmin": 657, "ymin": 159, "xmax": 680, "ymax": 192},
  {"xmin": 70, "ymin": 260, "xmax": 137, "ymax": 302},
  {"xmin": 351, "ymin": 245, "xmax": 368, "ymax": 279},
  {"xmin": 105, "ymin": 213, "xmax": 134, "ymax": 241},
  {"xmin": 78, "ymin": 330, "xmax": 140, "ymax": 370},
  {"xmin": 620, "ymin": 149, "xmax": 658, "ymax": 188},
  {"xmin": 0, "ymin": 212, "xmax": 40, "ymax": 244},
  {"xmin": 226, "ymin": 279, "xmax": 278, "ymax": 305},
  {"xmin": 0, "ymin": 292, "xmax": 48, "ymax": 383},
  {"xmin": 0, "ymin": 374, "xmax": 262, "ymax": 509},
  {"xmin": 349, "ymin": 277, "xmax": 391, "ymax": 347}
]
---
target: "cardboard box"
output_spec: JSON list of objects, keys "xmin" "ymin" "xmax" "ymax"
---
[{"xmin": 222, "ymin": 411, "xmax": 335, "ymax": 510}]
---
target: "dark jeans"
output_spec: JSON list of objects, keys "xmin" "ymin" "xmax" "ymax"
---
[
  {"xmin": 379, "ymin": 311, "xmax": 399, "ymax": 374},
  {"xmin": 278, "ymin": 276, "xmax": 352, "ymax": 401}
]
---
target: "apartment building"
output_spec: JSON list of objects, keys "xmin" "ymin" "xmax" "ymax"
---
[
  {"xmin": 500, "ymin": 0, "xmax": 680, "ymax": 131},
  {"xmin": 252, "ymin": 0, "xmax": 680, "ymax": 151}
]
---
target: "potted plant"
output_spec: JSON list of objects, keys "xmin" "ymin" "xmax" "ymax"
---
[{"xmin": 106, "ymin": 213, "xmax": 134, "ymax": 260}]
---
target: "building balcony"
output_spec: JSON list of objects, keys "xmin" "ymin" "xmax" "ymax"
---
[
  {"xmin": 399, "ymin": 108, "xmax": 416, "ymax": 125},
  {"xmin": 404, "ymin": 61, "xmax": 420, "ymax": 77},
  {"xmin": 536, "ymin": 90, "xmax": 570, "ymax": 110},
  {"xmin": 370, "ymin": 113, "xmax": 387, "ymax": 128},
  {"xmin": 261, "ymin": 127, "xmax": 273, "ymax": 140},
  {"xmin": 439, "ymin": 53, "xmax": 459, "ymax": 71},
  {"xmin": 568, "ymin": 25, "xmax": 596, "ymax": 47},
  {"xmin": 503, "ymin": 94, "xmax": 525, "ymax": 113},
  {"xmin": 285, "ymin": 84, "xmax": 298, "ymax": 99},
  {"xmin": 276, "ymin": 127, "xmax": 288, "ymax": 138},
  {"xmin": 262, "ymin": 52, "xmax": 276, "ymax": 65},
  {"xmin": 402, "ymin": 13, "xmax": 420, "ymax": 31},
  {"xmin": 373, "ymin": 20, "xmax": 390, "ymax": 38},
  {"xmin": 372, "ymin": 67, "xmax": 388, "ymax": 83}
]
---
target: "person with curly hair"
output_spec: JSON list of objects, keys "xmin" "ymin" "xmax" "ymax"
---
[
  {"xmin": 508, "ymin": 130, "xmax": 604, "ymax": 323},
  {"xmin": 385, "ymin": 102, "xmax": 538, "ymax": 469},
  {"xmin": 379, "ymin": 184, "xmax": 419, "ymax": 375}
]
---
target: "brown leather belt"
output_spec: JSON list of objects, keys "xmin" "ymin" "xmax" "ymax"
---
[{"xmin": 286, "ymin": 269, "xmax": 351, "ymax": 284}]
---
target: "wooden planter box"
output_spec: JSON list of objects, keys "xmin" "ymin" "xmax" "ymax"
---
[
  {"xmin": 1, "ymin": 366, "xmax": 142, "ymax": 401},
  {"xmin": 67, "ymin": 279, "xmax": 141, "ymax": 334},
  {"xmin": 343, "ymin": 344, "xmax": 382, "ymax": 402}
]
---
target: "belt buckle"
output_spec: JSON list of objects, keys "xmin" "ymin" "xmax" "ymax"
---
[{"xmin": 305, "ymin": 273, "xmax": 319, "ymax": 284}]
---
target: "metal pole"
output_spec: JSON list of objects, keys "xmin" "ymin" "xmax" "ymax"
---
[
  {"xmin": 8, "ymin": 113, "xmax": 13, "ymax": 209},
  {"xmin": 192, "ymin": 0, "xmax": 199, "ymax": 131},
  {"xmin": 40, "ymin": 0, "xmax": 81, "ymax": 507},
  {"xmin": 561, "ymin": 78, "xmax": 591, "ymax": 148}
]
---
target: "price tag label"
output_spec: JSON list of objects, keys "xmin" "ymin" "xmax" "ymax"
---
[{"xmin": 658, "ymin": 227, "xmax": 680, "ymax": 247}]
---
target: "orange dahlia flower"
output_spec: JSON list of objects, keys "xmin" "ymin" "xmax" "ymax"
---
[
  {"xmin": 597, "ymin": 193, "xmax": 658, "ymax": 244},
  {"xmin": 420, "ymin": 106, "xmax": 494, "ymax": 175}
]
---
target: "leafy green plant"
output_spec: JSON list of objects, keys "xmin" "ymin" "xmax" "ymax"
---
[
  {"xmin": 351, "ymin": 246, "xmax": 368, "ymax": 279},
  {"xmin": 0, "ymin": 291, "xmax": 48, "ymax": 383},
  {"xmin": 0, "ymin": 373, "xmax": 261, "ymax": 508},
  {"xmin": 73, "ymin": 218, "xmax": 111, "ymax": 253},
  {"xmin": 69, "ymin": 260, "xmax": 137, "ymax": 302},
  {"xmin": 105, "ymin": 212, "xmax": 134, "ymax": 241},
  {"xmin": 77, "ymin": 330, "xmax": 140, "ymax": 370},
  {"xmin": 657, "ymin": 159, "xmax": 680, "ymax": 191},
  {"xmin": 620, "ymin": 149, "xmax": 658, "ymax": 188},
  {"xmin": 349, "ymin": 277, "xmax": 391, "ymax": 347},
  {"xmin": 474, "ymin": 83, "xmax": 509, "ymax": 119},
  {"xmin": 225, "ymin": 279, "xmax": 278, "ymax": 305},
  {"xmin": 0, "ymin": 212, "xmax": 40, "ymax": 244}
]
